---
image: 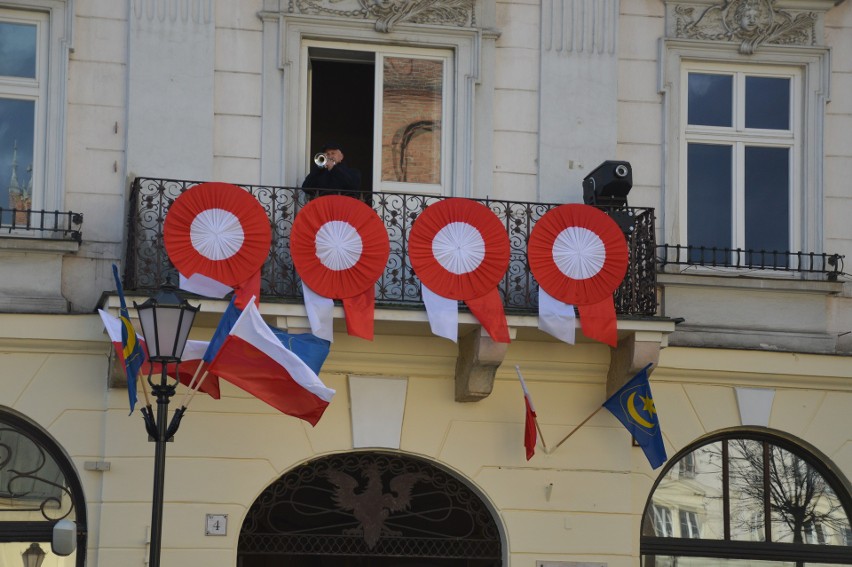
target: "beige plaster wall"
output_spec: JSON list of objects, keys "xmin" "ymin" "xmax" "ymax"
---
[{"xmin": 2, "ymin": 312, "xmax": 850, "ymax": 566}]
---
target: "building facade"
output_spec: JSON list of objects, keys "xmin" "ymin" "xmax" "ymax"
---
[{"xmin": 0, "ymin": 0, "xmax": 850, "ymax": 565}]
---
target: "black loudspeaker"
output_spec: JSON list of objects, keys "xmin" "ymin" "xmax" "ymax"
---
[{"xmin": 582, "ymin": 160, "xmax": 632, "ymax": 207}]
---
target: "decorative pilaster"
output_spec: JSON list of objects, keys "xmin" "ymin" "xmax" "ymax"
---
[{"xmin": 538, "ymin": 0, "xmax": 620, "ymax": 204}]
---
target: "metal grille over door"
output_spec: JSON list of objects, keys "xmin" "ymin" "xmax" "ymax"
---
[{"xmin": 239, "ymin": 452, "xmax": 502, "ymax": 565}]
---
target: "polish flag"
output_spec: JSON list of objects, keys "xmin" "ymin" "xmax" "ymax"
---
[{"xmin": 207, "ymin": 302, "xmax": 335, "ymax": 425}]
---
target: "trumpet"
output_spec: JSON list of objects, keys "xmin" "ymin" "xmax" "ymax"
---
[{"xmin": 314, "ymin": 153, "xmax": 336, "ymax": 168}]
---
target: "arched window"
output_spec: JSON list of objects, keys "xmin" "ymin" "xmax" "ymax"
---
[
  {"xmin": 0, "ymin": 407, "xmax": 87, "ymax": 566},
  {"xmin": 642, "ymin": 430, "xmax": 852, "ymax": 565},
  {"xmin": 238, "ymin": 451, "xmax": 503, "ymax": 566}
]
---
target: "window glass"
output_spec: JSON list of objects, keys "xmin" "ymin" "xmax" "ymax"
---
[
  {"xmin": 679, "ymin": 510, "xmax": 700, "ymax": 538},
  {"xmin": 745, "ymin": 76, "xmax": 790, "ymax": 130},
  {"xmin": 744, "ymin": 146, "xmax": 789, "ymax": 264},
  {"xmin": 0, "ymin": 98, "xmax": 35, "ymax": 222},
  {"xmin": 0, "ymin": 21, "xmax": 36, "ymax": 78},
  {"xmin": 681, "ymin": 66, "xmax": 796, "ymax": 262},
  {"xmin": 653, "ymin": 505, "xmax": 674, "ymax": 537},
  {"xmin": 381, "ymin": 56, "xmax": 443, "ymax": 184},
  {"xmin": 729, "ymin": 438, "xmax": 768, "ymax": 542},
  {"xmin": 688, "ymin": 73, "xmax": 732, "ymax": 127},
  {"xmin": 687, "ymin": 143, "xmax": 732, "ymax": 262},
  {"xmin": 646, "ymin": 442, "xmax": 725, "ymax": 541},
  {"xmin": 642, "ymin": 433, "xmax": 852, "ymax": 564}
]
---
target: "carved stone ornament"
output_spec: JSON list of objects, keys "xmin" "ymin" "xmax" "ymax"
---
[
  {"xmin": 288, "ymin": 0, "xmax": 476, "ymax": 32},
  {"xmin": 672, "ymin": 0, "xmax": 816, "ymax": 53}
]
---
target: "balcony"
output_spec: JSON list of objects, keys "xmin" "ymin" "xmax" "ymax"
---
[{"xmin": 125, "ymin": 177, "xmax": 658, "ymax": 316}]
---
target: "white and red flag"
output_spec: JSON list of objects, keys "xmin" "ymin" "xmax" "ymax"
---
[
  {"xmin": 515, "ymin": 365, "xmax": 538, "ymax": 460},
  {"xmin": 207, "ymin": 301, "xmax": 336, "ymax": 426}
]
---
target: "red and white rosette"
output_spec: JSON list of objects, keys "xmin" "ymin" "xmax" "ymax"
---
[
  {"xmin": 528, "ymin": 204, "xmax": 628, "ymax": 347},
  {"xmin": 291, "ymin": 196, "xmax": 390, "ymax": 341},
  {"xmin": 409, "ymin": 198, "xmax": 510, "ymax": 343},
  {"xmin": 164, "ymin": 182, "xmax": 271, "ymax": 307}
]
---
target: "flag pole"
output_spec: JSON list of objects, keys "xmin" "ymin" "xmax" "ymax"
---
[
  {"xmin": 514, "ymin": 365, "xmax": 548, "ymax": 453},
  {"xmin": 137, "ymin": 371, "xmax": 152, "ymax": 407},
  {"xmin": 182, "ymin": 370, "xmax": 211, "ymax": 410},
  {"xmin": 177, "ymin": 360, "xmax": 206, "ymax": 408},
  {"xmin": 550, "ymin": 406, "xmax": 603, "ymax": 453}
]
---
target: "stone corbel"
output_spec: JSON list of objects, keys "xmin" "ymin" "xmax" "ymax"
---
[
  {"xmin": 454, "ymin": 326, "xmax": 512, "ymax": 402},
  {"xmin": 605, "ymin": 332, "xmax": 667, "ymax": 397}
]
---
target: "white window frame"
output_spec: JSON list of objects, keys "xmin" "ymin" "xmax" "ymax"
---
[
  {"xmin": 660, "ymin": 40, "xmax": 831, "ymax": 268},
  {"xmin": 678, "ymin": 62, "xmax": 800, "ymax": 256},
  {"xmin": 300, "ymin": 41, "xmax": 453, "ymax": 196},
  {"xmin": 678, "ymin": 509, "xmax": 700, "ymax": 539},
  {"xmin": 0, "ymin": 1, "xmax": 70, "ymax": 219},
  {"xmin": 653, "ymin": 504, "xmax": 674, "ymax": 537},
  {"xmin": 260, "ymin": 13, "xmax": 485, "ymax": 198},
  {"xmin": 0, "ymin": 9, "xmax": 48, "ymax": 211}
]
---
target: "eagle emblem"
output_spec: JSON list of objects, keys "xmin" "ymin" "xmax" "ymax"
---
[{"xmin": 326, "ymin": 463, "xmax": 428, "ymax": 548}]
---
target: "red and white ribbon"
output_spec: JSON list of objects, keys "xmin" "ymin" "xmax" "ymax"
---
[
  {"xmin": 409, "ymin": 198, "xmax": 510, "ymax": 343},
  {"xmin": 291, "ymin": 196, "xmax": 390, "ymax": 341},
  {"xmin": 529, "ymin": 204, "xmax": 628, "ymax": 347}
]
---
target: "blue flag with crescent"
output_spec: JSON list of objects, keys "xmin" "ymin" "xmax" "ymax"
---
[
  {"xmin": 112, "ymin": 264, "xmax": 144, "ymax": 413},
  {"xmin": 602, "ymin": 363, "xmax": 667, "ymax": 469}
]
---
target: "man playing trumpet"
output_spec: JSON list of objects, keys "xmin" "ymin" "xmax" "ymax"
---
[{"xmin": 302, "ymin": 141, "xmax": 362, "ymax": 198}]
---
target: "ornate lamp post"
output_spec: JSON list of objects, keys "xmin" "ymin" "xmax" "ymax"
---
[
  {"xmin": 134, "ymin": 288, "xmax": 198, "ymax": 567},
  {"xmin": 21, "ymin": 543, "xmax": 45, "ymax": 567}
]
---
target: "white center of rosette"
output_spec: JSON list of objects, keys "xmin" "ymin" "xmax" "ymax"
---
[
  {"xmin": 552, "ymin": 226, "xmax": 606, "ymax": 280},
  {"xmin": 432, "ymin": 222, "xmax": 486, "ymax": 275},
  {"xmin": 190, "ymin": 208, "xmax": 245, "ymax": 260},
  {"xmin": 315, "ymin": 220, "xmax": 363, "ymax": 271}
]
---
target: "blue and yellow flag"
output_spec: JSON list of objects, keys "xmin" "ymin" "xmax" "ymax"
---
[
  {"xmin": 112, "ymin": 264, "xmax": 144, "ymax": 413},
  {"xmin": 602, "ymin": 363, "xmax": 667, "ymax": 469}
]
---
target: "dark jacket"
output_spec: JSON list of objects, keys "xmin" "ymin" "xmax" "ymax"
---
[{"xmin": 302, "ymin": 163, "xmax": 362, "ymax": 198}]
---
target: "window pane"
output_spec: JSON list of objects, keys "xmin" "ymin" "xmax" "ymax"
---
[
  {"xmin": 687, "ymin": 143, "xmax": 732, "ymax": 262},
  {"xmin": 746, "ymin": 76, "xmax": 790, "ymax": 130},
  {"xmin": 728, "ymin": 439, "xmax": 768, "ymax": 542},
  {"xmin": 688, "ymin": 73, "xmax": 732, "ymax": 127},
  {"xmin": 744, "ymin": 146, "xmax": 789, "ymax": 264},
  {"xmin": 0, "ymin": 98, "xmax": 35, "ymax": 222},
  {"xmin": 0, "ymin": 21, "xmax": 37, "ymax": 78},
  {"xmin": 381, "ymin": 57, "xmax": 442, "ymax": 184},
  {"xmin": 768, "ymin": 445, "xmax": 851, "ymax": 546},
  {"xmin": 643, "ymin": 443, "xmax": 725, "ymax": 540}
]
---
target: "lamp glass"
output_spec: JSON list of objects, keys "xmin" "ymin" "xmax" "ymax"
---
[{"xmin": 135, "ymin": 289, "xmax": 198, "ymax": 361}]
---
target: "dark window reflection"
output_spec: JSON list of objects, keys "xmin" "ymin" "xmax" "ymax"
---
[
  {"xmin": 688, "ymin": 73, "xmax": 732, "ymax": 127},
  {"xmin": 744, "ymin": 146, "xmax": 789, "ymax": 266},
  {"xmin": 687, "ymin": 143, "xmax": 732, "ymax": 262},
  {"xmin": 745, "ymin": 76, "xmax": 790, "ymax": 130}
]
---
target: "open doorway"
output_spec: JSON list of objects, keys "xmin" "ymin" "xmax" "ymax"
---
[{"xmin": 308, "ymin": 49, "xmax": 375, "ymax": 193}]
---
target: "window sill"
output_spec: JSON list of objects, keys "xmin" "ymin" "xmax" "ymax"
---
[
  {"xmin": 657, "ymin": 271, "xmax": 844, "ymax": 295},
  {"xmin": 0, "ymin": 234, "xmax": 80, "ymax": 254}
]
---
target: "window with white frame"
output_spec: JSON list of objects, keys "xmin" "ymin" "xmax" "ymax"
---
[
  {"xmin": 661, "ymin": 39, "xmax": 830, "ymax": 271},
  {"xmin": 0, "ymin": 9, "xmax": 46, "ymax": 224},
  {"xmin": 653, "ymin": 505, "xmax": 674, "ymax": 537},
  {"xmin": 304, "ymin": 42, "xmax": 453, "ymax": 195},
  {"xmin": 679, "ymin": 509, "xmax": 700, "ymax": 539},
  {"xmin": 681, "ymin": 62, "xmax": 798, "ymax": 265},
  {"xmin": 0, "ymin": 1, "xmax": 69, "ymax": 230},
  {"xmin": 267, "ymin": 15, "xmax": 484, "ymax": 200}
]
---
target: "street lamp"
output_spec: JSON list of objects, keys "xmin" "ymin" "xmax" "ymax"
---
[
  {"xmin": 21, "ymin": 543, "xmax": 45, "ymax": 567},
  {"xmin": 134, "ymin": 288, "xmax": 199, "ymax": 567}
]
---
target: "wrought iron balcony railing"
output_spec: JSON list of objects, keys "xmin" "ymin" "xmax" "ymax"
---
[
  {"xmin": 0, "ymin": 208, "xmax": 83, "ymax": 242},
  {"xmin": 125, "ymin": 178, "xmax": 659, "ymax": 316},
  {"xmin": 658, "ymin": 244, "xmax": 844, "ymax": 281}
]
